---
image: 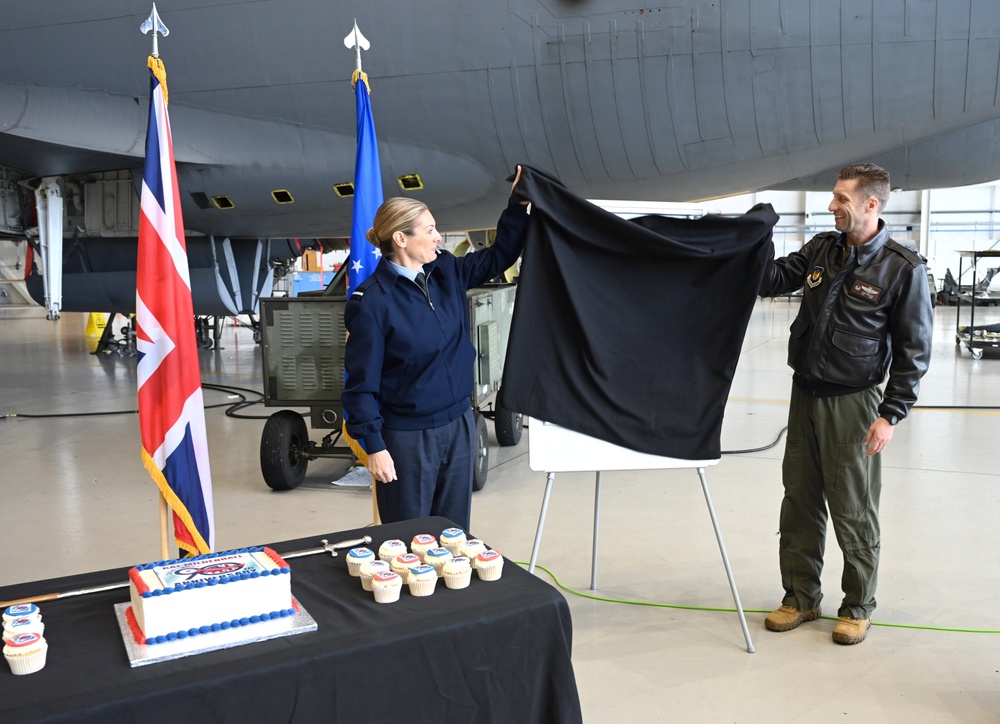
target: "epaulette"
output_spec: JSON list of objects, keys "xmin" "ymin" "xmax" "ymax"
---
[
  {"xmin": 353, "ymin": 274, "xmax": 380, "ymax": 297},
  {"xmin": 885, "ymin": 239, "xmax": 925, "ymax": 266}
]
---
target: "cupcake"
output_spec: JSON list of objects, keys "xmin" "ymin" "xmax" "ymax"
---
[
  {"xmin": 344, "ymin": 547, "xmax": 375, "ymax": 577},
  {"xmin": 378, "ymin": 539, "xmax": 407, "ymax": 563},
  {"xmin": 410, "ymin": 534, "xmax": 438, "ymax": 561},
  {"xmin": 424, "ymin": 547, "xmax": 453, "ymax": 576},
  {"xmin": 442, "ymin": 556, "xmax": 473, "ymax": 590},
  {"xmin": 371, "ymin": 571, "xmax": 403, "ymax": 603},
  {"xmin": 3, "ymin": 632, "xmax": 47, "ymax": 675},
  {"xmin": 359, "ymin": 559, "xmax": 390, "ymax": 592},
  {"xmin": 390, "ymin": 553, "xmax": 422, "ymax": 580},
  {"xmin": 3, "ymin": 604, "xmax": 41, "ymax": 625},
  {"xmin": 407, "ymin": 563, "xmax": 438, "ymax": 597},
  {"xmin": 439, "ymin": 527, "xmax": 467, "ymax": 557},
  {"xmin": 461, "ymin": 539, "xmax": 487, "ymax": 566},
  {"xmin": 475, "ymin": 549, "xmax": 504, "ymax": 581},
  {"xmin": 2, "ymin": 617, "xmax": 45, "ymax": 641}
]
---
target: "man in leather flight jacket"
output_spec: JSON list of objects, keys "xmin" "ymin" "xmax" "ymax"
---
[{"xmin": 757, "ymin": 163, "xmax": 933, "ymax": 645}]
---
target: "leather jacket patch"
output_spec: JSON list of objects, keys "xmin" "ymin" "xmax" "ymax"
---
[
  {"xmin": 849, "ymin": 278, "xmax": 883, "ymax": 303},
  {"xmin": 806, "ymin": 266, "xmax": 824, "ymax": 288}
]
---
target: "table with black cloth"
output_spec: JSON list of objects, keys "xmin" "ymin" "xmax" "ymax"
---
[{"xmin": 0, "ymin": 517, "xmax": 582, "ymax": 724}]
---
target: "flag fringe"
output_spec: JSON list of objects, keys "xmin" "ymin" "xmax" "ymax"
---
[
  {"xmin": 141, "ymin": 447, "xmax": 210, "ymax": 556},
  {"xmin": 342, "ymin": 420, "xmax": 369, "ymax": 468},
  {"xmin": 147, "ymin": 56, "xmax": 168, "ymax": 104},
  {"xmin": 351, "ymin": 69, "xmax": 371, "ymax": 93}
]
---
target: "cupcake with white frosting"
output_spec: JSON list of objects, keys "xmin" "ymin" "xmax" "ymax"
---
[
  {"xmin": 3, "ymin": 632, "xmax": 47, "ymax": 675},
  {"xmin": 359, "ymin": 560, "xmax": 390, "ymax": 592},
  {"xmin": 442, "ymin": 556, "xmax": 473, "ymax": 590},
  {"xmin": 371, "ymin": 571, "xmax": 403, "ymax": 603},
  {"xmin": 439, "ymin": 528, "xmax": 467, "ymax": 557}
]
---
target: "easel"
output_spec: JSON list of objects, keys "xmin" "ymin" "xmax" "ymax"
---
[{"xmin": 526, "ymin": 419, "xmax": 755, "ymax": 653}]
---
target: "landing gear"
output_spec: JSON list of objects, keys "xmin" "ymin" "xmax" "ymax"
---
[{"xmin": 195, "ymin": 316, "xmax": 225, "ymax": 350}]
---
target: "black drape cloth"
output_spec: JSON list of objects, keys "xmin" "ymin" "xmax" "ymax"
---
[
  {"xmin": 0, "ymin": 518, "xmax": 581, "ymax": 724},
  {"xmin": 499, "ymin": 165, "xmax": 778, "ymax": 460}
]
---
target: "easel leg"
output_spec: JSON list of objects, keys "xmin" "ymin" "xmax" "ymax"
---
[
  {"xmin": 591, "ymin": 471, "xmax": 601, "ymax": 590},
  {"xmin": 528, "ymin": 472, "xmax": 556, "ymax": 574},
  {"xmin": 697, "ymin": 467, "xmax": 755, "ymax": 653}
]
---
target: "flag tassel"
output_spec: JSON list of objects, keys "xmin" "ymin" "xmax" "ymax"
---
[{"xmin": 147, "ymin": 56, "xmax": 168, "ymax": 104}]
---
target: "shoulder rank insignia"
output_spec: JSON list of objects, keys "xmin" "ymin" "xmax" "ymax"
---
[{"xmin": 806, "ymin": 266, "xmax": 824, "ymax": 288}]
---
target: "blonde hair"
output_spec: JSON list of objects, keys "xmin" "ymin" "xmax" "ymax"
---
[{"xmin": 366, "ymin": 197, "xmax": 429, "ymax": 260}]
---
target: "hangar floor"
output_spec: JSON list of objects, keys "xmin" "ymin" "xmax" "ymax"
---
[{"xmin": 2, "ymin": 299, "xmax": 999, "ymax": 723}]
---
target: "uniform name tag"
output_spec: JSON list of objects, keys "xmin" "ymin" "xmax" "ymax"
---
[{"xmin": 849, "ymin": 279, "xmax": 882, "ymax": 303}]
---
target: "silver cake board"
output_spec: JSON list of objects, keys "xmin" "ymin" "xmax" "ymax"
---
[{"xmin": 114, "ymin": 595, "xmax": 317, "ymax": 667}]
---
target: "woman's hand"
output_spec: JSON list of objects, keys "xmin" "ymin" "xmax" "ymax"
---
[
  {"xmin": 510, "ymin": 164, "xmax": 529, "ymax": 207},
  {"xmin": 367, "ymin": 449, "xmax": 397, "ymax": 483}
]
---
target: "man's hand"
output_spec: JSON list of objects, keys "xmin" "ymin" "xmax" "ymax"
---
[
  {"xmin": 367, "ymin": 449, "xmax": 397, "ymax": 483},
  {"xmin": 864, "ymin": 417, "xmax": 895, "ymax": 456}
]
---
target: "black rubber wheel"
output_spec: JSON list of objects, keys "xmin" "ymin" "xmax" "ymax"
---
[
  {"xmin": 260, "ymin": 410, "xmax": 310, "ymax": 490},
  {"xmin": 472, "ymin": 412, "xmax": 490, "ymax": 492},
  {"xmin": 494, "ymin": 403, "xmax": 523, "ymax": 446}
]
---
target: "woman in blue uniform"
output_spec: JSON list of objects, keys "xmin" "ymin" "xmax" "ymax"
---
[{"xmin": 343, "ymin": 168, "xmax": 527, "ymax": 530}]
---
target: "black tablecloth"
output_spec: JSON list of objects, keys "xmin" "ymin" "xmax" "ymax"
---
[{"xmin": 0, "ymin": 517, "xmax": 582, "ymax": 724}]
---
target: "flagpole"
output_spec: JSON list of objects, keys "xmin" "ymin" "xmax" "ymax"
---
[
  {"xmin": 142, "ymin": 4, "xmax": 174, "ymax": 560},
  {"xmin": 344, "ymin": 21, "xmax": 382, "ymax": 526},
  {"xmin": 159, "ymin": 495, "xmax": 170, "ymax": 559}
]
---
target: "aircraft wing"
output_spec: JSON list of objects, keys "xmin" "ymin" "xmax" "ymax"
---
[{"xmin": 3, "ymin": 1, "xmax": 1000, "ymax": 239}]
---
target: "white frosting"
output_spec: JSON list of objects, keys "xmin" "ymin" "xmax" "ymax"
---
[{"xmin": 128, "ymin": 548, "xmax": 291, "ymax": 643}]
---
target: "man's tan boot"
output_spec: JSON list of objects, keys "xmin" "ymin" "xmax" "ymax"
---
[
  {"xmin": 832, "ymin": 616, "xmax": 871, "ymax": 644},
  {"xmin": 764, "ymin": 605, "xmax": 821, "ymax": 632}
]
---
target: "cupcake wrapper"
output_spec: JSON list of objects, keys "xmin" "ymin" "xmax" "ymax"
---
[
  {"xmin": 408, "ymin": 579, "xmax": 438, "ymax": 597},
  {"xmin": 476, "ymin": 564, "xmax": 504, "ymax": 582},
  {"xmin": 6, "ymin": 644, "xmax": 47, "ymax": 675},
  {"xmin": 373, "ymin": 586, "xmax": 401, "ymax": 603},
  {"xmin": 360, "ymin": 575, "xmax": 375, "ymax": 592},
  {"xmin": 444, "ymin": 571, "xmax": 472, "ymax": 590}
]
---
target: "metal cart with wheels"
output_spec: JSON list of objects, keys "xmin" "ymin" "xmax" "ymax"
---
[
  {"xmin": 955, "ymin": 250, "xmax": 1000, "ymax": 360},
  {"xmin": 257, "ymin": 267, "xmax": 521, "ymax": 491}
]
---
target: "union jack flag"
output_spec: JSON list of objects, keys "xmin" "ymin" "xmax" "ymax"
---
[{"xmin": 136, "ymin": 59, "xmax": 214, "ymax": 555}]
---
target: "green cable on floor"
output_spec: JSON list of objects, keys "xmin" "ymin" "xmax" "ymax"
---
[{"xmin": 518, "ymin": 561, "xmax": 1000, "ymax": 634}]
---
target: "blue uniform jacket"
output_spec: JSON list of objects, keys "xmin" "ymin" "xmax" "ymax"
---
[{"xmin": 343, "ymin": 200, "xmax": 528, "ymax": 454}]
